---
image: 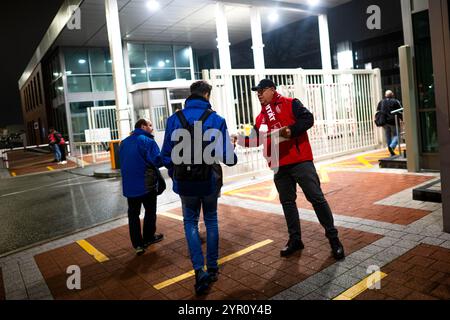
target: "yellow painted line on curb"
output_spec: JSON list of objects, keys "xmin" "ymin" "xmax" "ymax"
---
[
  {"xmin": 11, "ymin": 172, "xmax": 16, "ymax": 177},
  {"xmin": 319, "ymin": 168, "xmax": 330, "ymax": 183},
  {"xmin": 356, "ymin": 156, "xmax": 374, "ymax": 168},
  {"xmin": 76, "ymin": 240, "xmax": 109, "ymax": 263},
  {"xmin": 333, "ymin": 271, "xmax": 388, "ymax": 300},
  {"xmin": 158, "ymin": 211, "xmax": 183, "ymax": 221},
  {"xmin": 153, "ymin": 239, "xmax": 274, "ymax": 290},
  {"xmin": 47, "ymin": 166, "xmax": 54, "ymax": 171}
]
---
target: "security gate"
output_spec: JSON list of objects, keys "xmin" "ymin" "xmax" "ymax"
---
[{"xmin": 205, "ymin": 68, "xmax": 383, "ymax": 177}]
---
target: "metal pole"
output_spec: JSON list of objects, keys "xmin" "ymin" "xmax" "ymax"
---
[{"xmin": 395, "ymin": 114, "xmax": 401, "ymax": 157}]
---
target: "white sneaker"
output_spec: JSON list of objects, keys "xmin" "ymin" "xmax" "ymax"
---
[
  {"xmin": 57, "ymin": 162, "xmax": 63, "ymax": 165},
  {"xmin": 61, "ymin": 161, "xmax": 67, "ymax": 165}
]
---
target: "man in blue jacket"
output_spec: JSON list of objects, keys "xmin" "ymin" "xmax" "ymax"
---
[
  {"xmin": 162, "ymin": 81, "xmax": 237, "ymax": 295},
  {"xmin": 120, "ymin": 119, "xmax": 164, "ymax": 256}
]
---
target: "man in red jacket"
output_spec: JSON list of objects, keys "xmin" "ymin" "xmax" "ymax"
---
[{"xmin": 238, "ymin": 79, "xmax": 345, "ymax": 260}]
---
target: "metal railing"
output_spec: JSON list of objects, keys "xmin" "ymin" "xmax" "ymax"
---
[{"xmin": 204, "ymin": 68, "xmax": 383, "ymax": 175}]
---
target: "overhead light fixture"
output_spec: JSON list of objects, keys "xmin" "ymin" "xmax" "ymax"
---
[
  {"xmin": 78, "ymin": 59, "xmax": 86, "ymax": 64},
  {"xmin": 146, "ymin": 0, "xmax": 160, "ymax": 11},
  {"xmin": 308, "ymin": 0, "xmax": 320, "ymax": 6},
  {"xmin": 158, "ymin": 61, "xmax": 165, "ymax": 67},
  {"xmin": 108, "ymin": 60, "xmax": 112, "ymax": 64},
  {"xmin": 165, "ymin": 59, "xmax": 170, "ymax": 64},
  {"xmin": 57, "ymin": 86, "xmax": 64, "ymax": 91},
  {"xmin": 140, "ymin": 69, "xmax": 146, "ymax": 74},
  {"xmin": 147, "ymin": 67, "xmax": 152, "ymax": 71},
  {"xmin": 53, "ymin": 72, "xmax": 59, "ymax": 77},
  {"xmin": 66, "ymin": 71, "xmax": 72, "ymax": 75},
  {"xmin": 125, "ymin": 34, "xmax": 131, "ymax": 38},
  {"xmin": 131, "ymin": 74, "xmax": 136, "ymax": 78},
  {"xmin": 268, "ymin": 12, "xmax": 279, "ymax": 23}
]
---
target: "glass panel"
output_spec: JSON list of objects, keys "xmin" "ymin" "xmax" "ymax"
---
[
  {"xmin": 65, "ymin": 48, "xmax": 90, "ymax": 74},
  {"xmin": 67, "ymin": 75, "xmax": 92, "ymax": 93},
  {"xmin": 89, "ymin": 48, "xmax": 112, "ymax": 74},
  {"xmin": 146, "ymin": 44, "xmax": 174, "ymax": 68},
  {"xmin": 52, "ymin": 79, "xmax": 64, "ymax": 99},
  {"xmin": 97, "ymin": 100, "xmax": 115, "ymax": 107},
  {"xmin": 176, "ymin": 69, "xmax": 191, "ymax": 80},
  {"xmin": 152, "ymin": 105, "xmax": 169, "ymax": 131},
  {"xmin": 169, "ymin": 88, "xmax": 190, "ymax": 100},
  {"xmin": 70, "ymin": 101, "xmax": 94, "ymax": 142},
  {"xmin": 148, "ymin": 68, "xmax": 176, "ymax": 82},
  {"xmin": 130, "ymin": 68, "xmax": 148, "ymax": 84},
  {"xmin": 413, "ymin": 11, "xmax": 436, "ymax": 110},
  {"xmin": 92, "ymin": 75, "xmax": 113, "ymax": 92},
  {"xmin": 174, "ymin": 46, "xmax": 191, "ymax": 68},
  {"xmin": 127, "ymin": 43, "xmax": 146, "ymax": 69},
  {"xmin": 419, "ymin": 111, "xmax": 439, "ymax": 153}
]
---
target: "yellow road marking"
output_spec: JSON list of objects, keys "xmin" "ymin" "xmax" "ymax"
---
[
  {"xmin": 76, "ymin": 240, "xmax": 109, "ymax": 263},
  {"xmin": 47, "ymin": 166, "xmax": 54, "ymax": 171},
  {"xmin": 319, "ymin": 167, "xmax": 330, "ymax": 183},
  {"xmin": 225, "ymin": 184, "xmax": 278, "ymax": 201},
  {"xmin": 333, "ymin": 271, "xmax": 387, "ymax": 300},
  {"xmin": 158, "ymin": 211, "xmax": 183, "ymax": 221},
  {"xmin": 11, "ymin": 172, "xmax": 16, "ymax": 177},
  {"xmin": 356, "ymin": 156, "xmax": 374, "ymax": 168},
  {"xmin": 153, "ymin": 239, "xmax": 274, "ymax": 290}
]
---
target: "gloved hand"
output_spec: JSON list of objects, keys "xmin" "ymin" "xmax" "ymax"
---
[{"xmin": 280, "ymin": 126, "xmax": 292, "ymax": 139}]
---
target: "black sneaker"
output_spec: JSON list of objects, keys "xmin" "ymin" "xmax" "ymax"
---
[
  {"xmin": 207, "ymin": 267, "xmax": 219, "ymax": 282},
  {"xmin": 280, "ymin": 239, "xmax": 305, "ymax": 257},
  {"xmin": 194, "ymin": 269, "xmax": 211, "ymax": 296},
  {"xmin": 144, "ymin": 233, "xmax": 164, "ymax": 248},
  {"xmin": 135, "ymin": 246, "xmax": 145, "ymax": 256},
  {"xmin": 388, "ymin": 147, "xmax": 396, "ymax": 157},
  {"xmin": 329, "ymin": 238, "xmax": 345, "ymax": 260}
]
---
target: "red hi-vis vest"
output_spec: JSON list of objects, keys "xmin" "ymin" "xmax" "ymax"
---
[{"xmin": 254, "ymin": 93, "xmax": 314, "ymax": 168}]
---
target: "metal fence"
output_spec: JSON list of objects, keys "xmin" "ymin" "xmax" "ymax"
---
[{"xmin": 205, "ymin": 68, "xmax": 383, "ymax": 177}]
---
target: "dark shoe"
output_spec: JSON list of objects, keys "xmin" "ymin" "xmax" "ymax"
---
[
  {"xmin": 207, "ymin": 267, "xmax": 219, "ymax": 282},
  {"xmin": 135, "ymin": 246, "xmax": 145, "ymax": 256},
  {"xmin": 194, "ymin": 269, "xmax": 211, "ymax": 295},
  {"xmin": 280, "ymin": 239, "xmax": 305, "ymax": 257},
  {"xmin": 144, "ymin": 233, "xmax": 164, "ymax": 248},
  {"xmin": 388, "ymin": 147, "xmax": 396, "ymax": 157},
  {"xmin": 329, "ymin": 238, "xmax": 345, "ymax": 260}
]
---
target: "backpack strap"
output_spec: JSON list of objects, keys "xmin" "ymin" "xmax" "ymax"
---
[
  {"xmin": 176, "ymin": 109, "xmax": 215, "ymax": 129},
  {"xmin": 175, "ymin": 111, "xmax": 190, "ymax": 129},
  {"xmin": 197, "ymin": 109, "xmax": 215, "ymax": 124}
]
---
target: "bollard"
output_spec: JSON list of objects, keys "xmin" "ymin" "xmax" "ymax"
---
[{"xmin": 109, "ymin": 140, "xmax": 121, "ymax": 170}]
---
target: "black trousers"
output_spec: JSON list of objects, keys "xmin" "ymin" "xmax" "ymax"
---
[
  {"xmin": 274, "ymin": 161, "xmax": 338, "ymax": 242},
  {"xmin": 127, "ymin": 193, "xmax": 157, "ymax": 249}
]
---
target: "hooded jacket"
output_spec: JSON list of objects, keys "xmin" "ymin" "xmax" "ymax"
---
[{"xmin": 161, "ymin": 95, "xmax": 237, "ymax": 197}]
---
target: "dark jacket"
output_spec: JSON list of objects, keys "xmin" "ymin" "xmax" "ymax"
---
[
  {"xmin": 161, "ymin": 95, "xmax": 237, "ymax": 197},
  {"xmin": 119, "ymin": 128, "xmax": 163, "ymax": 198},
  {"xmin": 377, "ymin": 98, "xmax": 403, "ymax": 126}
]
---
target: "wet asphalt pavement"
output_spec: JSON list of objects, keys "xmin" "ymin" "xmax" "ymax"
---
[{"xmin": 0, "ymin": 167, "xmax": 179, "ymax": 255}]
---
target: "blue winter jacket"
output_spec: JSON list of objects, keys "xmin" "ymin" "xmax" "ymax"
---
[
  {"xmin": 119, "ymin": 128, "xmax": 163, "ymax": 198},
  {"xmin": 161, "ymin": 95, "xmax": 238, "ymax": 197}
]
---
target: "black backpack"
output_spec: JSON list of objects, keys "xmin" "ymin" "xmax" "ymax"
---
[
  {"xmin": 374, "ymin": 100, "xmax": 387, "ymax": 127},
  {"xmin": 173, "ymin": 109, "xmax": 215, "ymax": 182}
]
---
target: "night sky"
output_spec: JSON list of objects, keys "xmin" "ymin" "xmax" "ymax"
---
[{"xmin": 0, "ymin": 0, "xmax": 64, "ymax": 127}]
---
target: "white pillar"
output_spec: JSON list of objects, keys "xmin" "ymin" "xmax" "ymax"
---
[
  {"xmin": 105, "ymin": 0, "xmax": 130, "ymax": 140},
  {"xmin": 214, "ymin": 2, "xmax": 237, "ymax": 132},
  {"xmin": 318, "ymin": 14, "xmax": 332, "ymax": 70},
  {"xmin": 215, "ymin": 2, "xmax": 232, "ymax": 70},
  {"xmin": 250, "ymin": 7, "xmax": 265, "ymax": 70}
]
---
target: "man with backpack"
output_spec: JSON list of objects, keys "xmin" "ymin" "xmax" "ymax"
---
[
  {"xmin": 375, "ymin": 90, "xmax": 403, "ymax": 156},
  {"xmin": 161, "ymin": 81, "xmax": 237, "ymax": 295}
]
